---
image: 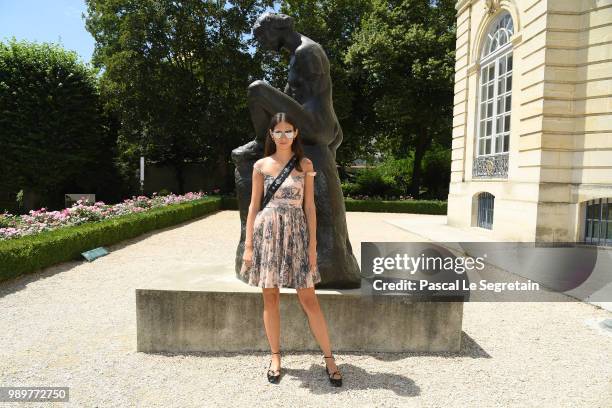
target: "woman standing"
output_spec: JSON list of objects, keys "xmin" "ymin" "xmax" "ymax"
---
[
  {"xmin": 233, "ymin": 11, "xmax": 361, "ymax": 288},
  {"xmin": 241, "ymin": 112, "xmax": 343, "ymax": 387}
]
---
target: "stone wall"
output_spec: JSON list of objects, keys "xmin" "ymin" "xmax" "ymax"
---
[{"xmin": 448, "ymin": 0, "xmax": 612, "ymax": 243}]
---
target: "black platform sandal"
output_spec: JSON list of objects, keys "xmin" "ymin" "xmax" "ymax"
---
[
  {"xmin": 267, "ymin": 351, "xmax": 281, "ymax": 384},
  {"xmin": 323, "ymin": 354, "xmax": 342, "ymax": 387}
]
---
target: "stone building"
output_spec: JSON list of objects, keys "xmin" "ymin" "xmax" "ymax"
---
[{"xmin": 447, "ymin": 0, "xmax": 612, "ymax": 245}]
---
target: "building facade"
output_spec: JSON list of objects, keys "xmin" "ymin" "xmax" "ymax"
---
[{"xmin": 447, "ymin": 0, "xmax": 612, "ymax": 245}]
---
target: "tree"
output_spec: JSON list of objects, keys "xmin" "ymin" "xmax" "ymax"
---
[
  {"xmin": 0, "ymin": 38, "xmax": 117, "ymax": 211},
  {"xmin": 345, "ymin": 0, "xmax": 456, "ymax": 198},
  {"xmin": 84, "ymin": 0, "xmax": 273, "ymax": 193}
]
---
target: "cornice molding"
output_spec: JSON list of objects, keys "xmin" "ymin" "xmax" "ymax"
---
[
  {"xmin": 457, "ymin": 0, "xmax": 505, "ymax": 15},
  {"xmin": 456, "ymin": 0, "xmax": 473, "ymax": 14}
]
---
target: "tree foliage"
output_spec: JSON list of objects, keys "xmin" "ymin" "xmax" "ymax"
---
[
  {"xmin": 345, "ymin": 0, "xmax": 456, "ymax": 197},
  {"xmin": 0, "ymin": 38, "xmax": 117, "ymax": 209},
  {"xmin": 276, "ymin": 0, "xmax": 375, "ymax": 167},
  {"xmin": 84, "ymin": 0, "xmax": 273, "ymax": 193}
]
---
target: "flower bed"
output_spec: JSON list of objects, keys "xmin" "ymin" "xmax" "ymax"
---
[
  {"xmin": 0, "ymin": 194, "xmax": 222, "ymax": 282},
  {"xmin": 0, "ymin": 192, "xmax": 207, "ymax": 241},
  {"xmin": 0, "ymin": 190, "xmax": 446, "ymax": 283}
]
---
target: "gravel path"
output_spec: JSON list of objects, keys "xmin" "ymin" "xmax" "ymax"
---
[{"xmin": 1, "ymin": 210, "xmax": 611, "ymax": 407}]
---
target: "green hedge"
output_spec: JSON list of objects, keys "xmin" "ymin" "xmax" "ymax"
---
[
  {"xmin": 0, "ymin": 195, "xmax": 446, "ymax": 283},
  {"xmin": 0, "ymin": 196, "xmax": 221, "ymax": 282},
  {"xmin": 220, "ymin": 195, "xmax": 239, "ymax": 210},
  {"xmin": 344, "ymin": 198, "xmax": 446, "ymax": 214},
  {"xmin": 220, "ymin": 196, "xmax": 446, "ymax": 215}
]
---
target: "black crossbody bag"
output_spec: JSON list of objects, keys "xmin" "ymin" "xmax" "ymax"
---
[{"xmin": 260, "ymin": 154, "xmax": 298, "ymax": 210}]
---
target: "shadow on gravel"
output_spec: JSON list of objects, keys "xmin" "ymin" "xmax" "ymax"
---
[
  {"xmin": 139, "ymin": 342, "xmax": 491, "ymax": 396},
  {"xmin": 135, "ymin": 332, "xmax": 489, "ymax": 395},
  {"xmin": 282, "ymin": 364, "xmax": 421, "ymax": 396}
]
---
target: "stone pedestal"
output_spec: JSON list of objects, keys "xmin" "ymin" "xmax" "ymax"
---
[{"xmin": 135, "ymin": 265, "xmax": 464, "ymax": 353}]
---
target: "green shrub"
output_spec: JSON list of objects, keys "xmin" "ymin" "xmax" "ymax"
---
[
  {"xmin": 0, "ymin": 197, "xmax": 221, "ymax": 282},
  {"xmin": 0, "ymin": 194, "xmax": 447, "ymax": 283},
  {"xmin": 345, "ymin": 198, "xmax": 446, "ymax": 214},
  {"xmin": 220, "ymin": 195, "xmax": 238, "ymax": 210},
  {"xmin": 347, "ymin": 156, "xmax": 414, "ymax": 198},
  {"xmin": 375, "ymin": 155, "xmax": 414, "ymax": 193},
  {"xmin": 340, "ymin": 182, "xmax": 360, "ymax": 195},
  {"xmin": 421, "ymin": 143, "xmax": 451, "ymax": 200},
  {"xmin": 354, "ymin": 168, "xmax": 397, "ymax": 196},
  {"xmin": 0, "ymin": 38, "xmax": 117, "ymax": 209},
  {"xmin": 0, "ymin": 214, "xmax": 10, "ymax": 228}
]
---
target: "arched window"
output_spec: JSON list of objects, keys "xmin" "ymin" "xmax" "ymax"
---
[
  {"xmin": 476, "ymin": 12, "xmax": 514, "ymax": 164},
  {"xmin": 477, "ymin": 192, "xmax": 495, "ymax": 229}
]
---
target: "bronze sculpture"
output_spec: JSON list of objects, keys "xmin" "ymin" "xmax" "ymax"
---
[{"xmin": 232, "ymin": 12, "xmax": 360, "ymax": 288}]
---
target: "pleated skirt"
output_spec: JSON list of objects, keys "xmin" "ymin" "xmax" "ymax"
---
[{"xmin": 241, "ymin": 206, "xmax": 321, "ymax": 288}]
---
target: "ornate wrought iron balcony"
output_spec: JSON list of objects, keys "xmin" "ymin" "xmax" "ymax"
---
[{"xmin": 472, "ymin": 153, "xmax": 508, "ymax": 178}]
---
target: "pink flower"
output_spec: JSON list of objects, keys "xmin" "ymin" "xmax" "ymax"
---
[{"xmin": 0, "ymin": 191, "xmax": 209, "ymax": 240}]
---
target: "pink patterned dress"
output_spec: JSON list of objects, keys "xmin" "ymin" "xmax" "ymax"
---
[{"xmin": 241, "ymin": 161, "xmax": 321, "ymax": 288}]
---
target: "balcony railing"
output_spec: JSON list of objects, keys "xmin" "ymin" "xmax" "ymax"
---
[{"xmin": 472, "ymin": 153, "xmax": 508, "ymax": 178}]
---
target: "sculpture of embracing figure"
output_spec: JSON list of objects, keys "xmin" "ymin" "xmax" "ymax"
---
[{"xmin": 232, "ymin": 12, "xmax": 360, "ymax": 288}]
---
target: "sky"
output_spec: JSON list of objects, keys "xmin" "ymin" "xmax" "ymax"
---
[
  {"xmin": 0, "ymin": 0, "xmax": 93, "ymax": 64},
  {"xmin": 0, "ymin": 0, "xmax": 278, "ymax": 66}
]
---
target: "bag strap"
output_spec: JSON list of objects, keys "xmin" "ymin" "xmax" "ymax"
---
[{"xmin": 261, "ymin": 154, "xmax": 298, "ymax": 210}]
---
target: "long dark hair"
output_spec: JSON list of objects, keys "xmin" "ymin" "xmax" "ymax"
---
[{"xmin": 264, "ymin": 112, "xmax": 305, "ymax": 172}]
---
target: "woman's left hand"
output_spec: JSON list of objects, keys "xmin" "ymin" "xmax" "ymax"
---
[{"xmin": 308, "ymin": 245, "xmax": 317, "ymax": 272}]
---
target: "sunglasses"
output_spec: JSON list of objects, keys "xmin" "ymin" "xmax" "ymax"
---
[{"xmin": 270, "ymin": 129, "xmax": 296, "ymax": 139}]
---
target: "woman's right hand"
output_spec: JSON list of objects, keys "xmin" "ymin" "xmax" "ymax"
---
[{"xmin": 243, "ymin": 246, "xmax": 253, "ymax": 267}]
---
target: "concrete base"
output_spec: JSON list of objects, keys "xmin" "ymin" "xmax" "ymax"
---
[{"xmin": 136, "ymin": 264, "xmax": 464, "ymax": 353}]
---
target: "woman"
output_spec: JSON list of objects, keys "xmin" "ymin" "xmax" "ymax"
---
[
  {"xmin": 235, "ymin": 11, "xmax": 361, "ymax": 288},
  {"xmin": 241, "ymin": 112, "xmax": 343, "ymax": 387}
]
